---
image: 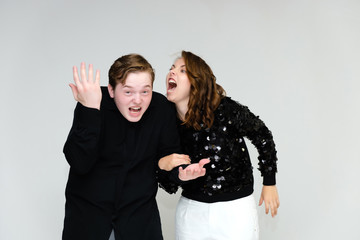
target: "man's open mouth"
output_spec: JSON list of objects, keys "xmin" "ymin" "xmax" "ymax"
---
[{"xmin": 129, "ymin": 107, "xmax": 141, "ymax": 112}]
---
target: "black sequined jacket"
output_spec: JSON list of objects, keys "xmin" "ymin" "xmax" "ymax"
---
[{"xmin": 159, "ymin": 97, "xmax": 278, "ymax": 203}]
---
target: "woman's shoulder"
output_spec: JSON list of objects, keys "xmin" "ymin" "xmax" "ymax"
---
[{"xmin": 219, "ymin": 96, "xmax": 248, "ymax": 112}]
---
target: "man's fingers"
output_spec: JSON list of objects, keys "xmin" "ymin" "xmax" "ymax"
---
[
  {"xmin": 178, "ymin": 154, "xmax": 191, "ymax": 161},
  {"xmin": 95, "ymin": 69, "xmax": 101, "ymax": 85},
  {"xmin": 69, "ymin": 83, "xmax": 78, "ymax": 101},
  {"xmin": 173, "ymin": 154, "xmax": 191, "ymax": 165},
  {"xmin": 88, "ymin": 64, "xmax": 93, "ymax": 83},
  {"xmin": 80, "ymin": 62, "xmax": 87, "ymax": 84},
  {"xmin": 73, "ymin": 66, "xmax": 82, "ymax": 88},
  {"xmin": 74, "ymin": 62, "xmax": 100, "ymax": 88}
]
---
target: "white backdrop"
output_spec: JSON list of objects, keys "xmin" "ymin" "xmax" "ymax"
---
[{"xmin": 1, "ymin": 0, "xmax": 359, "ymax": 239}]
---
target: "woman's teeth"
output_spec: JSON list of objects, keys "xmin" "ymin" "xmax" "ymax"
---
[{"xmin": 169, "ymin": 79, "xmax": 177, "ymax": 89}]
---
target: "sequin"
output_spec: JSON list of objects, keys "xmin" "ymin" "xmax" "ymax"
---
[
  {"xmin": 193, "ymin": 133, "xmax": 199, "ymax": 141},
  {"xmin": 159, "ymin": 96, "xmax": 278, "ymax": 197},
  {"xmin": 212, "ymin": 184, "xmax": 222, "ymax": 189},
  {"xmin": 217, "ymin": 176, "xmax": 225, "ymax": 181}
]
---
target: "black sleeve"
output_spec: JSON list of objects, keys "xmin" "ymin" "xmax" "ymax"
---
[
  {"xmin": 155, "ymin": 101, "xmax": 183, "ymax": 194},
  {"xmin": 63, "ymin": 103, "xmax": 102, "ymax": 175},
  {"xmin": 234, "ymin": 102, "xmax": 278, "ymax": 185}
]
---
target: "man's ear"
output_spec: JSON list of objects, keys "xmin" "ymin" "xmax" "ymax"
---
[{"xmin": 108, "ymin": 84, "xmax": 114, "ymax": 98}]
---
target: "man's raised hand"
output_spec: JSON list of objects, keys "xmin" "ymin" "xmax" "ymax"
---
[{"xmin": 69, "ymin": 62, "xmax": 102, "ymax": 110}]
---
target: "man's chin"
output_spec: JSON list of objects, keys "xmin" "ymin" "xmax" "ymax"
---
[{"xmin": 124, "ymin": 112, "xmax": 143, "ymax": 122}]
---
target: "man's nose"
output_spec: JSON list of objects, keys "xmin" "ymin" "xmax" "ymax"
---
[{"xmin": 133, "ymin": 93, "xmax": 141, "ymax": 104}]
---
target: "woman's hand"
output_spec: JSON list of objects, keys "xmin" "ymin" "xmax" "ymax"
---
[
  {"xmin": 178, "ymin": 158, "xmax": 210, "ymax": 181},
  {"xmin": 158, "ymin": 154, "xmax": 191, "ymax": 171},
  {"xmin": 69, "ymin": 62, "xmax": 102, "ymax": 110},
  {"xmin": 259, "ymin": 185, "xmax": 280, "ymax": 217}
]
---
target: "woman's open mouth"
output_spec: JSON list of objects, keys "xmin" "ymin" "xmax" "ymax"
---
[{"xmin": 168, "ymin": 79, "xmax": 177, "ymax": 90}]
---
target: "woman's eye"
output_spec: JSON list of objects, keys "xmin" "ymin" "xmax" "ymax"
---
[{"xmin": 181, "ymin": 69, "xmax": 186, "ymax": 73}]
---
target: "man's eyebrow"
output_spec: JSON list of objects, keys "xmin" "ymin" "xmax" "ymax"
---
[{"xmin": 123, "ymin": 85, "xmax": 152, "ymax": 88}]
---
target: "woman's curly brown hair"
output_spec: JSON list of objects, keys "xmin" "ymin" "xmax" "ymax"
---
[{"xmin": 181, "ymin": 50, "xmax": 226, "ymax": 130}]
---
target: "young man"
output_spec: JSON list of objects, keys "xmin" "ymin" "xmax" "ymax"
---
[{"xmin": 62, "ymin": 54, "xmax": 208, "ymax": 240}]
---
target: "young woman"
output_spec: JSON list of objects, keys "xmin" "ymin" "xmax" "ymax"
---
[{"xmin": 159, "ymin": 51, "xmax": 280, "ymax": 240}]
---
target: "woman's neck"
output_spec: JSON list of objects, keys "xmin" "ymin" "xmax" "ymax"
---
[{"xmin": 175, "ymin": 101, "xmax": 188, "ymax": 121}]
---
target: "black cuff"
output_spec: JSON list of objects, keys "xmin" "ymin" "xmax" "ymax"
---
[{"xmin": 263, "ymin": 173, "xmax": 276, "ymax": 185}]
